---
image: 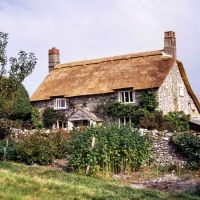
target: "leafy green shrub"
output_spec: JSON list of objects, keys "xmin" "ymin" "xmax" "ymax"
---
[
  {"xmin": 0, "ymin": 119, "xmax": 21, "ymax": 139},
  {"xmin": 31, "ymin": 106, "xmax": 43, "ymax": 129},
  {"xmin": 171, "ymin": 133, "xmax": 200, "ymax": 169},
  {"xmin": 140, "ymin": 111, "xmax": 190, "ymax": 132},
  {"xmin": 69, "ymin": 124, "xmax": 152, "ymax": 174},
  {"xmin": 164, "ymin": 111, "xmax": 190, "ymax": 132},
  {"xmin": 16, "ymin": 130, "xmax": 69, "ymax": 165},
  {"xmin": 0, "ymin": 139, "xmax": 17, "ymax": 160}
]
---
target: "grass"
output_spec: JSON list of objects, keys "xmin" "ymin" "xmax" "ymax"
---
[{"xmin": 0, "ymin": 161, "xmax": 199, "ymax": 200}]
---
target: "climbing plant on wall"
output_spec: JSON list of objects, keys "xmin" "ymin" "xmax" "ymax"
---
[{"xmin": 96, "ymin": 89, "xmax": 157, "ymax": 126}]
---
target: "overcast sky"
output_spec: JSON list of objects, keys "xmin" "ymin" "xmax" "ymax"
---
[{"xmin": 0, "ymin": 0, "xmax": 200, "ymax": 99}]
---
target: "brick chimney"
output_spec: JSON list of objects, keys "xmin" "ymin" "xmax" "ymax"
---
[
  {"xmin": 164, "ymin": 31, "xmax": 176, "ymax": 58},
  {"xmin": 48, "ymin": 47, "xmax": 60, "ymax": 73}
]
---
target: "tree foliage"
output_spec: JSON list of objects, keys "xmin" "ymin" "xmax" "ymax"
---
[
  {"xmin": 10, "ymin": 82, "xmax": 31, "ymax": 120},
  {"xmin": 0, "ymin": 31, "xmax": 37, "ymax": 137}
]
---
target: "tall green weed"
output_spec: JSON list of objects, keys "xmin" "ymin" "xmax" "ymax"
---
[{"xmin": 69, "ymin": 124, "xmax": 152, "ymax": 174}]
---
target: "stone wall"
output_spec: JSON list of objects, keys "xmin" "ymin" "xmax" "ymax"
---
[
  {"xmin": 140, "ymin": 129, "xmax": 187, "ymax": 166},
  {"xmin": 158, "ymin": 62, "xmax": 200, "ymax": 120},
  {"xmin": 31, "ymin": 91, "xmax": 141, "ymax": 118}
]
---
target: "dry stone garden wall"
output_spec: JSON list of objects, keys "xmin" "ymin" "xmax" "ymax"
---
[{"xmin": 140, "ymin": 129, "xmax": 187, "ymax": 166}]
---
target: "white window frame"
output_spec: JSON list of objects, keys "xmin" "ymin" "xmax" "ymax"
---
[
  {"xmin": 118, "ymin": 90, "xmax": 135, "ymax": 103},
  {"xmin": 54, "ymin": 98, "xmax": 66, "ymax": 110},
  {"xmin": 119, "ymin": 116, "xmax": 132, "ymax": 126},
  {"xmin": 191, "ymin": 109, "xmax": 198, "ymax": 118},
  {"xmin": 179, "ymin": 85, "xmax": 184, "ymax": 97}
]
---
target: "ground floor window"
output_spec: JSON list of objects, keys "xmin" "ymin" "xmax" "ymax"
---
[
  {"xmin": 119, "ymin": 117, "xmax": 133, "ymax": 125},
  {"xmin": 73, "ymin": 120, "xmax": 90, "ymax": 127},
  {"xmin": 53, "ymin": 121, "xmax": 67, "ymax": 129}
]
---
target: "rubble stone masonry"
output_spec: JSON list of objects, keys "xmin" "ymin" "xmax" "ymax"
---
[{"xmin": 157, "ymin": 62, "xmax": 200, "ymax": 120}]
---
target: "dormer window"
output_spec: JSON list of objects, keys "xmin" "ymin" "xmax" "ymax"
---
[
  {"xmin": 54, "ymin": 98, "xmax": 66, "ymax": 109},
  {"xmin": 118, "ymin": 90, "xmax": 135, "ymax": 103}
]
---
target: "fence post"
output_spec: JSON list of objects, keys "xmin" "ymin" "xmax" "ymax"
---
[
  {"xmin": 86, "ymin": 137, "xmax": 96, "ymax": 175},
  {"xmin": 3, "ymin": 139, "xmax": 8, "ymax": 160}
]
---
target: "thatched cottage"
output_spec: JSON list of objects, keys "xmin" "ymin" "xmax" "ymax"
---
[{"xmin": 30, "ymin": 31, "xmax": 200, "ymax": 129}]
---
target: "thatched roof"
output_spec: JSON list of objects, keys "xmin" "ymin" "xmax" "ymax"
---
[
  {"xmin": 30, "ymin": 50, "xmax": 200, "ymax": 113},
  {"xmin": 31, "ymin": 50, "xmax": 175, "ymax": 101}
]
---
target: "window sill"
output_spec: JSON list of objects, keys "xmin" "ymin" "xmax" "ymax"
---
[{"xmin": 54, "ymin": 107, "xmax": 66, "ymax": 110}]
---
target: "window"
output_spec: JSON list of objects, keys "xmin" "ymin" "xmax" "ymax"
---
[
  {"xmin": 119, "ymin": 117, "xmax": 132, "ymax": 126},
  {"xmin": 179, "ymin": 85, "xmax": 184, "ymax": 97},
  {"xmin": 191, "ymin": 108, "xmax": 198, "ymax": 118},
  {"xmin": 54, "ymin": 98, "xmax": 66, "ymax": 109},
  {"xmin": 118, "ymin": 90, "xmax": 135, "ymax": 103}
]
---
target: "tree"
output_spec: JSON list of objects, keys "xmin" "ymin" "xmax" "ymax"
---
[
  {"xmin": 10, "ymin": 82, "xmax": 31, "ymax": 123},
  {"xmin": 0, "ymin": 32, "xmax": 37, "ymax": 119}
]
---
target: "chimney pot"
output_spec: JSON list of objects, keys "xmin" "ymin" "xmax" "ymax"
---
[
  {"xmin": 164, "ymin": 31, "xmax": 176, "ymax": 58},
  {"xmin": 48, "ymin": 47, "xmax": 60, "ymax": 73}
]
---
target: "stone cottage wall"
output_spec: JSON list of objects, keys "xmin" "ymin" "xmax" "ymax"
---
[
  {"xmin": 31, "ymin": 91, "xmax": 141, "ymax": 118},
  {"xmin": 158, "ymin": 62, "xmax": 200, "ymax": 120}
]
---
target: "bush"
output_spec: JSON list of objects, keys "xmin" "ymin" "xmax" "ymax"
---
[
  {"xmin": 140, "ymin": 111, "xmax": 190, "ymax": 132},
  {"xmin": 171, "ymin": 133, "xmax": 200, "ymax": 169},
  {"xmin": 69, "ymin": 124, "xmax": 152, "ymax": 174},
  {"xmin": 164, "ymin": 111, "xmax": 190, "ymax": 132},
  {"xmin": 16, "ymin": 130, "xmax": 69, "ymax": 165},
  {"xmin": 0, "ymin": 119, "xmax": 21, "ymax": 139},
  {"xmin": 31, "ymin": 106, "xmax": 43, "ymax": 129}
]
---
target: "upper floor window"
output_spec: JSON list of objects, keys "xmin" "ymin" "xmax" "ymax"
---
[
  {"xmin": 118, "ymin": 90, "xmax": 135, "ymax": 103},
  {"xmin": 54, "ymin": 98, "xmax": 66, "ymax": 109}
]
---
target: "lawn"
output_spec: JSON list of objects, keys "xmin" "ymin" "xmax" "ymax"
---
[{"xmin": 0, "ymin": 161, "xmax": 199, "ymax": 200}]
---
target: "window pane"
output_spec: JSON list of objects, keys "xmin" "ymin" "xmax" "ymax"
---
[
  {"xmin": 61, "ymin": 99, "xmax": 65, "ymax": 107},
  {"xmin": 130, "ymin": 91, "xmax": 133, "ymax": 102},
  {"xmin": 122, "ymin": 92, "xmax": 125, "ymax": 102},
  {"xmin": 120, "ymin": 117, "xmax": 124, "ymax": 124},
  {"xmin": 125, "ymin": 117, "xmax": 130, "ymax": 124},
  {"xmin": 125, "ymin": 92, "xmax": 129, "ymax": 102}
]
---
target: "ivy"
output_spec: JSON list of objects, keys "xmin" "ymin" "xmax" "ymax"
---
[
  {"xmin": 96, "ymin": 90, "xmax": 189, "ymax": 132},
  {"xmin": 139, "ymin": 89, "xmax": 158, "ymax": 112},
  {"xmin": 96, "ymin": 90, "xmax": 157, "ymax": 126}
]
